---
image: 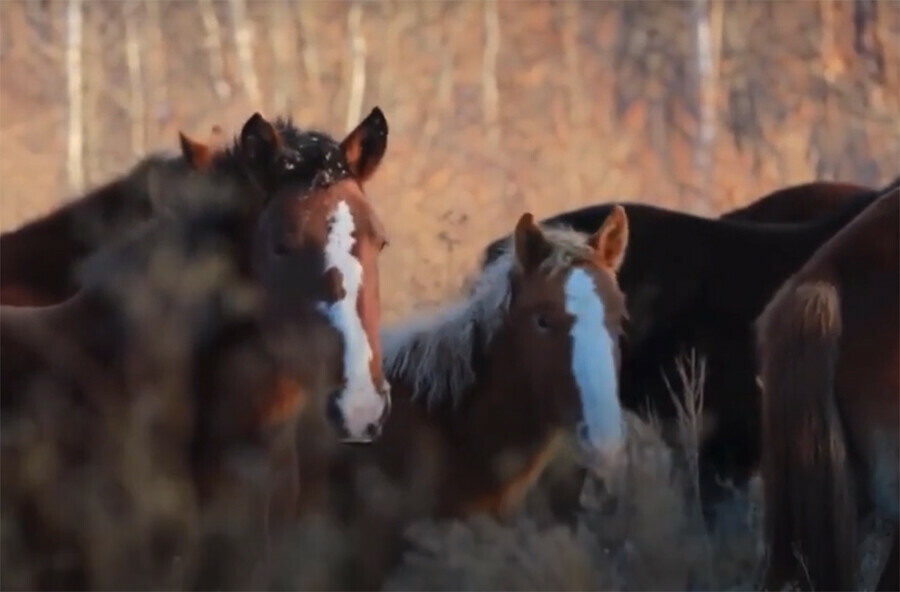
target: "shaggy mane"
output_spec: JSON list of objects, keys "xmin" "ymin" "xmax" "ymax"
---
[{"xmin": 381, "ymin": 225, "xmax": 596, "ymax": 408}]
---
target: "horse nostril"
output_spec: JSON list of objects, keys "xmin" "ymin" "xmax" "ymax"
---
[
  {"xmin": 577, "ymin": 422, "xmax": 590, "ymax": 445},
  {"xmin": 326, "ymin": 391, "xmax": 344, "ymax": 430},
  {"xmin": 365, "ymin": 422, "xmax": 381, "ymax": 440}
]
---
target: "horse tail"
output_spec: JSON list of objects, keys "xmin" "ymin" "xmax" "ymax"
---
[{"xmin": 757, "ymin": 280, "xmax": 857, "ymax": 591}]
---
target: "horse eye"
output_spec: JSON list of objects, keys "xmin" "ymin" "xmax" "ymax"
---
[{"xmin": 535, "ymin": 314, "xmax": 549, "ymax": 332}]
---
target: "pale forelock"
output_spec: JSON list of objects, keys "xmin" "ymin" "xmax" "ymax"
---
[{"xmin": 381, "ymin": 224, "xmax": 595, "ymax": 408}]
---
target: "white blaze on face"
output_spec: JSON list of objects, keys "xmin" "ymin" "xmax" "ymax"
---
[
  {"xmin": 320, "ymin": 200, "xmax": 386, "ymax": 440},
  {"xmin": 564, "ymin": 268, "xmax": 625, "ymax": 456}
]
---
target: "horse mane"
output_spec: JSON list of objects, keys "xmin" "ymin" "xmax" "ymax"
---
[
  {"xmin": 78, "ymin": 170, "xmax": 254, "ymax": 297},
  {"xmin": 213, "ymin": 117, "xmax": 353, "ymax": 188},
  {"xmin": 381, "ymin": 225, "xmax": 596, "ymax": 408}
]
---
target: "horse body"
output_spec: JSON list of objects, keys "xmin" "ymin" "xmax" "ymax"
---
[
  {"xmin": 721, "ymin": 180, "xmax": 873, "ymax": 223},
  {"xmin": 757, "ymin": 184, "xmax": 899, "ymax": 591},
  {"xmin": 480, "ymin": 183, "xmax": 885, "ymax": 518},
  {"xmin": 0, "ymin": 154, "xmax": 187, "ymax": 306}
]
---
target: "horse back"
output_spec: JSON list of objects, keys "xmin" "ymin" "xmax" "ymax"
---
[{"xmin": 721, "ymin": 181, "xmax": 873, "ymax": 224}]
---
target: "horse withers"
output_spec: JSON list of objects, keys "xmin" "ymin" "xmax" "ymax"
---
[
  {"xmin": 757, "ymin": 180, "xmax": 899, "ymax": 592},
  {"xmin": 0, "ymin": 126, "xmax": 229, "ymax": 307}
]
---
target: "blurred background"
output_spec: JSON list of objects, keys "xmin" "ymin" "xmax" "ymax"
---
[{"xmin": 1, "ymin": 0, "xmax": 898, "ymax": 319}]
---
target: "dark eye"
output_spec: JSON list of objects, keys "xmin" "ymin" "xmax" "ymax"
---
[{"xmin": 534, "ymin": 314, "xmax": 549, "ymax": 332}]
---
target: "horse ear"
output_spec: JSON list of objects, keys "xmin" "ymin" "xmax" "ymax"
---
[
  {"xmin": 240, "ymin": 112, "xmax": 282, "ymax": 165},
  {"xmin": 514, "ymin": 212, "xmax": 552, "ymax": 271},
  {"xmin": 179, "ymin": 131, "xmax": 215, "ymax": 171},
  {"xmin": 588, "ymin": 205, "xmax": 629, "ymax": 271},
  {"xmin": 339, "ymin": 106, "xmax": 388, "ymax": 184}
]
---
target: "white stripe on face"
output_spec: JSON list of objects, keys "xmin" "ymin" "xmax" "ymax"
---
[
  {"xmin": 564, "ymin": 268, "xmax": 624, "ymax": 455},
  {"xmin": 319, "ymin": 200, "xmax": 386, "ymax": 440}
]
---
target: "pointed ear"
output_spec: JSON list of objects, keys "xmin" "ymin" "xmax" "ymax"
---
[
  {"xmin": 514, "ymin": 212, "xmax": 552, "ymax": 272},
  {"xmin": 179, "ymin": 131, "xmax": 216, "ymax": 171},
  {"xmin": 240, "ymin": 112, "xmax": 282, "ymax": 166},
  {"xmin": 587, "ymin": 205, "xmax": 629, "ymax": 271},
  {"xmin": 340, "ymin": 106, "xmax": 388, "ymax": 184}
]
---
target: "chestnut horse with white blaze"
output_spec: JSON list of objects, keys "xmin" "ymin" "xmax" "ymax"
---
[
  {"xmin": 178, "ymin": 108, "xmax": 394, "ymax": 442},
  {"xmin": 757, "ymin": 179, "xmax": 899, "ymax": 591}
]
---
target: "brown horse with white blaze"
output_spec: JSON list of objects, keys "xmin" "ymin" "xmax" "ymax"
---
[{"xmin": 757, "ymin": 180, "xmax": 899, "ymax": 591}]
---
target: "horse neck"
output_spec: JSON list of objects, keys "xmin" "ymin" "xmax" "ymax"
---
[
  {"xmin": 385, "ymin": 330, "xmax": 561, "ymax": 515},
  {"xmin": 698, "ymin": 195, "xmax": 878, "ymax": 320},
  {"xmin": 0, "ymin": 178, "xmax": 154, "ymax": 301}
]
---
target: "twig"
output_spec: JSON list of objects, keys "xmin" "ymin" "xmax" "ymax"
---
[
  {"xmin": 345, "ymin": 1, "xmax": 367, "ymax": 133},
  {"xmin": 268, "ymin": 0, "xmax": 292, "ymax": 113},
  {"xmin": 481, "ymin": 0, "xmax": 500, "ymax": 149},
  {"xmin": 145, "ymin": 0, "xmax": 170, "ymax": 139},
  {"xmin": 123, "ymin": 2, "xmax": 146, "ymax": 158},
  {"xmin": 296, "ymin": 1, "xmax": 322, "ymax": 100},
  {"xmin": 663, "ymin": 349, "xmax": 715, "ymax": 585},
  {"xmin": 691, "ymin": 0, "xmax": 722, "ymax": 215},
  {"xmin": 66, "ymin": 0, "xmax": 84, "ymax": 192},
  {"xmin": 560, "ymin": 0, "xmax": 585, "ymax": 200},
  {"xmin": 199, "ymin": 0, "xmax": 231, "ymax": 100},
  {"xmin": 229, "ymin": 0, "xmax": 262, "ymax": 106}
]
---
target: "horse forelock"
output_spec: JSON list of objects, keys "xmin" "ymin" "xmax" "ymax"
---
[{"xmin": 381, "ymin": 225, "xmax": 597, "ymax": 408}]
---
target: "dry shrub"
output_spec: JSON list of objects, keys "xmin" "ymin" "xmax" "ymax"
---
[
  {"xmin": 383, "ymin": 394, "xmax": 763, "ymax": 591},
  {"xmin": 384, "ymin": 516, "xmax": 612, "ymax": 591}
]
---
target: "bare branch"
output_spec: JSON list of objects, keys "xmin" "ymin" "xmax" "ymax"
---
[
  {"xmin": 560, "ymin": 1, "xmax": 585, "ymax": 199},
  {"xmin": 345, "ymin": 2, "xmax": 367, "ymax": 133},
  {"xmin": 482, "ymin": 0, "xmax": 500, "ymax": 149},
  {"xmin": 296, "ymin": 2, "xmax": 322, "ymax": 99},
  {"xmin": 691, "ymin": 0, "xmax": 723, "ymax": 213},
  {"xmin": 268, "ymin": 0, "xmax": 292, "ymax": 113},
  {"xmin": 229, "ymin": 0, "xmax": 262, "ymax": 106},
  {"xmin": 123, "ymin": 2, "xmax": 146, "ymax": 158},
  {"xmin": 65, "ymin": 0, "xmax": 84, "ymax": 192},
  {"xmin": 145, "ymin": 0, "xmax": 170, "ymax": 140},
  {"xmin": 199, "ymin": 0, "xmax": 231, "ymax": 100}
]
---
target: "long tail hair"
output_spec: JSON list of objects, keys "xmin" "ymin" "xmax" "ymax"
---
[{"xmin": 757, "ymin": 281, "xmax": 857, "ymax": 591}]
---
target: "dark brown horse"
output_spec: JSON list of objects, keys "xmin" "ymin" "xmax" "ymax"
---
[
  {"xmin": 757, "ymin": 183, "xmax": 899, "ymax": 592},
  {"xmin": 4, "ymin": 108, "xmax": 393, "ymax": 442},
  {"xmin": 292, "ymin": 208, "xmax": 630, "ymax": 589},
  {"xmin": 1, "ymin": 108, "xmax": 393, "ymax": 588},
  {"xmin": 480, "ymin": 181, "xmax": 889, "ymax": 522},
  {"xmin": 0, "ymin": 127, "xmax": 229, "ymax": 307},
  {"xmin": 721, "ymin": 180, "xmax": 874, "ymax": 224}
]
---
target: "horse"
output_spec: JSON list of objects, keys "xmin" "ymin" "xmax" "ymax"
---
[
  {"xmin": 479, "ymin": 181, "xmax": 889, "ymax": 523},
  {"xmin": 757, "ymin": 183, "xmax": 899, "ymax": 592},
  {"xmin": 721, "ymin": 180, "xmax": 875, "ymax": 224},
  {"xmin": 290, "ymin": 207, "xmax": 630, "ymax": 589},
  {"xmin": 0, "ymin": 106, "xmax": 393, "ymax": 588},
  {"xmin": 0, "ymin": 126, "xmax": 229, "ymax": 307},
  {"xmin": 5, "ymin": 107, "xmax": 393, "ymax": 442}
]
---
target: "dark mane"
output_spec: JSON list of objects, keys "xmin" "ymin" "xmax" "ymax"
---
[
  {"xmin": 210, "ymin": 117, "xmax": 355, "ymax": 191},
  {"xmin": 78, "ymin": 170, "xmax": 256, "ymax": 298}
]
